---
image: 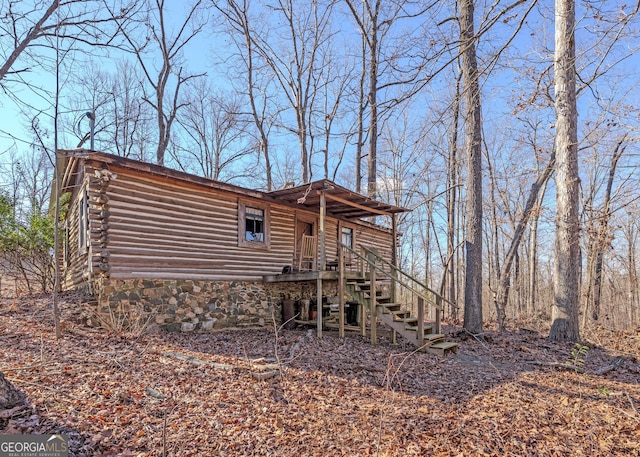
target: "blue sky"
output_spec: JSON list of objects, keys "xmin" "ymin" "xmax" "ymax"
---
[
  {"xmin": 2, "ymin": 0, "xmax": 640, "ymax": 191},
  {"xmin": 2, "ymin": 0, "xmax": 640, "ymax": 289}
]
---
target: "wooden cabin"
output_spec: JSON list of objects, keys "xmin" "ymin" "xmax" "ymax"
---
[{"xmin": 55, "ymin": 149, "xmax": 409, "ymax": 333}]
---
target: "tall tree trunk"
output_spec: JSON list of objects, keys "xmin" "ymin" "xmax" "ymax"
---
[
  {"xmin": 52, "ymin": 22, "xmax": 62, "ymax": 339},
  {"xmin": 355, "ymin": 20, "xmax": 367, "ymax": 194},
  {"xmin": 627, "ymin": 226, "xmax": 638, "ymax": 326},
  {"xmin": 494, "ymin": 152, "xmax": 555, "ymax": 330},
  {"xmin": 591, "ymin": 137, "xmax": 626, "ymax": 321},
  {"xmin": 460, "ymin": 0, "xmax": 483, "ymax": 334},
  {"xmin": 345, "ymin": 0, "xmax": 381, "ymax": 196},
  {"xmin": 367, "ymin": 4, "xmax": 379, "ymax": 198},
  {"xmin": 425, "ymin": 200, "xmax": 433, "ymax": 289},
  {"xmin": 447, "ymin": 72, "xmax": 462, "ymax": 319},
  {"xmin": 528, "ymin": 177, "xmax": 548, "ymax": 315},
  {"xmin": 514, "ymin": 248, "xmax": 521, "ymax": 317},
  {"xmin": 486, "ymin": 149, "xmax": 502, "ymax": 327},
  {"xmin": 298, "ymin": 109, "xmax": 310, "ymax": 183},
  {"xmin": 550, "ymin": 0, "xmax": 580, "ymax": 342}
]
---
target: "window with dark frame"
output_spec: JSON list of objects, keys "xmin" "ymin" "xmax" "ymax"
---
[
  {"xmin": 63, "ymin": 219, "xmax": 70, "ymax": 266},
  {"xmin": 78, "ymin": 190, "xmax": 89, "ymax": 253},
  {"xmin": 341, "ymin": 226, "xmax": 353, "ymax": 248},
  {"xmin": 238, "ymin": 200, "xmax": 271, "ymax": 249},
  {"xmin": 245, "ymin": 206, "xmax": 265, "ymax": 242}
]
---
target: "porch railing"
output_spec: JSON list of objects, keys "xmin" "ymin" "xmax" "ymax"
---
[{"xmin": 339, "ymin": 242, "xmax": 458, "ymax": 335}]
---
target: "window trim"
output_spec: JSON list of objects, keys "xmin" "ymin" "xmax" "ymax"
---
[
  {"xmin": 238, "ymin": 200, "xmax": 271, "ymax": 249},
  {"xmin": 63, "ymin": 219, "xmax": 70, "ymax": 267},
  {"xmin": 78, "ymin": 190, "xmax": 89, "ymax": 254},
  {"xmin": 341, "ymin": 224, "xmax": 355, "ymax": 249}
]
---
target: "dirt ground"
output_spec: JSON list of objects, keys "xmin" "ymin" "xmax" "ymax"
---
[{"xmin": 1, "ymin": 293, "xmax": 639, "ymax": 456}]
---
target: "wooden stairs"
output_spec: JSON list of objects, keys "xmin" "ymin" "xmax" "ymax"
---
[{"xmin": 343, "ymin": 278, "xmax": 458, "ymax": 356}]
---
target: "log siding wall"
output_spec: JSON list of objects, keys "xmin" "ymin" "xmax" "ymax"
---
[
  {"xmin": 60, "ymin": 157, "xmax": 396, "ymax": 330},
  {"xmin": 61, "ymin": 172, "xmax": 92, "ymax": 291},
  {"xmin": 102, "ymin": 167, "xmax": 293, "ymax": 281}
]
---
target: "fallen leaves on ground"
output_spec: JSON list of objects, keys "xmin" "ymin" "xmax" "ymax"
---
[{"xmin": 0, "ymin": 294, "xmax": 639, "ymax": 456}]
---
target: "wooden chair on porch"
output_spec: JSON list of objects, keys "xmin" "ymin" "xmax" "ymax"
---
[{"xmin": 299, "ymin": 234, "xmax": 317, "ymax": 271}]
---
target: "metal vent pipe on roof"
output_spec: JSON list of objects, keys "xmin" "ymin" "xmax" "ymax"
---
[{"xmin": 86, "ymin": 111, "xmax": 95, "ymax": 150}]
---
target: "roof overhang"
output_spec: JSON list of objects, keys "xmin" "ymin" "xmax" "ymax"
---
[
  {"xmin": 268, "ymin": 180, "xmax": 409, "ymax": 220},
  {"xmin": 54, "ymin": 149, "xmax": 265, "ymax": 199},
  {"xmin": 52, "ymin": 150, "xmax": 410, "ymax": 221}
]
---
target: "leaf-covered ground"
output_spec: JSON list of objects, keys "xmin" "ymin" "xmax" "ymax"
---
[{"xmin": 1, "ymin": 293, "xmax": 639, "ymax": 456}]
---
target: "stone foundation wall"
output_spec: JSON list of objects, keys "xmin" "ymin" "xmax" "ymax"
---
[{"xmin": 92, "ymin": 278, "xmax": 338, "ymax": 332}]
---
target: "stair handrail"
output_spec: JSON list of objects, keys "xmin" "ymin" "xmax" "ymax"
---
[
  {"xmin": 360, "ymin": 244, "xmax": 458, "ymax": 310},
  {"xmin": 340, "ymin": 242, "xmax": 455, "ymax": 313}
]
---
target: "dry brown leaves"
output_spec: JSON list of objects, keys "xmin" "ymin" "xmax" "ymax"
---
[{"xmin": 0, "ymin": 294, "xmax": 639, "ymax": 456}]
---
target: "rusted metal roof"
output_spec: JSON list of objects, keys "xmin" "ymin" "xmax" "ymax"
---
[
  {"xmin": 55, "ymin": 150, "xmax": 409, "ymax": 220},
  {"xmin": 268, "ymin": 180, "xmax": 409, "ymax": 219}
]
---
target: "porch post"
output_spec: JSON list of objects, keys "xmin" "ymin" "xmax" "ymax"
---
[
  {"xmin": 338, "ymin": 241, "xmax": 345, "ymax": 338},
  {"xmin": 391, "ymin": 213, "xmax": 398, "ymax": 303},
  {"xmin": 317, "ymin": 191, "xmax": 326, "ymax": 338},
  {"xmin": 417, "ymin": 296, "xmax": 425, "ymax": 346},
  {"xmin": 319, "ymin": 191, "xmax": 326, "ymax": 271},
  {"xmin": 360, "ymin": 245, "xmax": 366, "ymax": 337},
  {"xmin": 316, "ymin": 274, "xmax": 323, "ymax": 338},
  {"xmin": 369, "ymin": 252, "xmax": 377, "ymax": 345}
]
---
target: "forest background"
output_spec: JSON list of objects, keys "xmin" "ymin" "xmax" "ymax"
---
[{"xmin": 0, "ymin": 0, "xmax": 639, "ymax": 339}]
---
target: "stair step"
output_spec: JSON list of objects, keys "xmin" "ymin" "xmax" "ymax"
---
[
  {"xmin": 394, "ymin": 317, "xmax": 418, "ymax": 323},
  {"xmin": 376, "ymin": 302, "xmax": 403, "ymax": 309},
  {"xmin": 420, "ymin": 333, "xmax": 445, "ymax": 343},
  {"xmin": 341, "ymin": 264, "xmax": 455, "ymax": 354},
  {"xmin": 377, "ymin": 308, "xmax": 404, "ymax": 316},
  {"xmin": 364, "ymin": 292, "xmax": 387, "ymax": 300},
  {"xmin": 324, "ymin": 322, "xmax": 362, "ymax": 331},
  {"xmin": 405, "ymin": 324, "xmax": 435, "ymax": 335},
  {"xmin": 346, "ymin": 277, "xmax": 367, "ymax": 282},
  {"xmin": 426, "ymin": 341, "xmax": 459, "ymax": 356},
  {"xmin": 400, "ymin": 331, "xmax": 444, "ymax": 344},
  {"xmin": 388, "ymin": 310, "xmax": 410, "ymax": 317}
]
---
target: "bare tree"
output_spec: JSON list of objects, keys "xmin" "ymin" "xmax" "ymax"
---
[
  {"xmin": 109, "ymin": 60, "xmax": 155, "ymax": 160},
  {"xmin": 214, "ymin": 0, "xmax": 275, "ymax": 190},
  {"xmin": 0, "ymin": 0, "xmax": 139, "ymax": 85},
  {"xmin": 0, "ymin": 136, "xmax": 55, "ymax": 296},
  {"xmin": 459, "ymin": 0, "xmax": 483, "ymax": 334},
  {"xmin": 620, "ymin": 207, "xmax": 640, "ymax": 327},
  {"xmin": 344, "ymin": 0, "xmax": 435, "ymax": 198},
  {"xmin": 224, "ymin": 0, "xmax": 336, "ymax": 184},
  {"xmin": 111, "ymin": 0, "xmax": 207, "ymax": 166},
  {"xmin": 491, "ymin": 150, "xmax": 556, "ymax": 330},
  {"xmin": 64, "ymin": 64, "xmax": 113, "ymax": 149},
  {"xmin": 63, "ymin": 60, "xmax": 155, "ymax": 159},
  {"xmin": 344, "ymin": 0, "xmax": 381, "ymax": 197},
  {"xmin": 353, "ymin": 22, "xmax": 367, "ymax": 194},
  {"xmin": 550, "ymin": 0, "xmax": 580, "ymax": 342},
  {"xmin": 444, "ymin": 70, "xmax": 462, "ymax": 318},
  {"xmin": 176, "ymin": 80, "xmax": 254, "ymax": 181},
  {"xmin": 582, "ymin": 133, "xmax": 629, "ymax": 324},
  {"xmin": 318, "ymin": 46, "xmax": 353, "ymax": 181}
]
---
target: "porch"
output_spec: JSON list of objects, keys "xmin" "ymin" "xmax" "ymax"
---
[
  {"xmin": 264, "ymin": 269, "xmax": 370, "ymax": 333},
  {"xmin": 265, "ymin": 181, "xmax": 406, "ymax": 339},
  {"xmin": 262, "ymin": 181, "xmax": 458, "ymax": 354},
  {"xmin": 265, "ymin": 242, "xmax": 460, "ymax": 355}
]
